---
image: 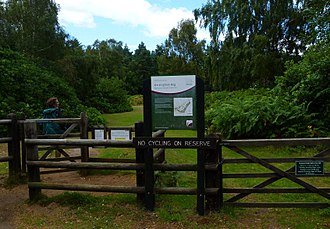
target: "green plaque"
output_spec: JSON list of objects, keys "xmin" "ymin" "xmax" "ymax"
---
[
  {"xmin": 295, "ymin": 160, "xmax": 324, "ymax": 176},
  {"xmin": 151, "ymin": 75, "xmax": 196, "ymax": 130}
]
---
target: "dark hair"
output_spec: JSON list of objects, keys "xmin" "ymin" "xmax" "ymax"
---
[{"xmin": 46, "ymin": 97, "xmax": 58, "ymax": 108}]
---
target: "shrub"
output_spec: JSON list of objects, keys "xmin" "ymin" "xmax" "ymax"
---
[
  {"xmin": 129, "ymin": 95, "xmax": 143, "ymax": 106},
  {"xmin": 0, "ymin": 49, "xmax": 106, "ymax": 127},
  {"xmin": 205, "ymin": 89, "xmax": 320, "ymax": 139},
  {"xmin": 88, "ymin": 78, "xmax": 132, "ymax": 113}
]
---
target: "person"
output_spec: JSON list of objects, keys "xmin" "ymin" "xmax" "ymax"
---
[{"xmin": 42, "ymin": 97, "xmax": 65, "ymax": 134}]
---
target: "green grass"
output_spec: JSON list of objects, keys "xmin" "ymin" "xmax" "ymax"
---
[
  {"xmin": 0, "ymin": 144, "xmax": 8, "ymax": 175},
  {"xmin": 102, "ymin": 105, "xmax": 143, "ymax": 127},
  {"xmin": 21, "ymin": 107, "xmax": 330, "ymax": 228}
]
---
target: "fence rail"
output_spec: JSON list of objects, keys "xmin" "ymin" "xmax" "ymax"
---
[
  {"xmin": 0, "ymin": 114, "xmax": 21, "ymax": 179},
  {"xmin": 220, "ymin": 140, "xmax": 330, "ymax": 208}
]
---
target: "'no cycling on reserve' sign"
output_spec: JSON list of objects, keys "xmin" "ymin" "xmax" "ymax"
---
[{"xmin": 151, "ymin": 75, "xmax": 197, "ymax": 130}]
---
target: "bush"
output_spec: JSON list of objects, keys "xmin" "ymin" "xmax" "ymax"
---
[
  {"xmin": 129, "ymin": 95, "xmax": 143, "ymax": 106},
  {"xmin": 273, "ymin": 41, "xmax": 330, "ymax": 130},
  {"xmin": 88, "ymin": 78, "xmax": 132, "ymax": 113},
  {"xmin": 0, "ymin": 49, "xmax": 106, "ymax": 127},
  {"xmin": 205, "ymin": 89, "xmax": 321, "ymax": 139}
]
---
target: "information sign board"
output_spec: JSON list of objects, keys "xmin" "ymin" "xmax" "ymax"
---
[{"xmin": 151, "ymin": 75, "xmax": 196, "ymax": 130}]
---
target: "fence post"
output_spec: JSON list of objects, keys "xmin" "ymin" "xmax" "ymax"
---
[
  {"xmin": 25, "ymin": 121, "xmax": 41, "ymax": 200},
  {"xmin": 135, "ymin": 121, "xmax": 145, "ymax": 202},
  {"xmin": 80, "ymin": 112, "xmax": 89, "ymax": 176},
  {"xmin": 7, "ymin": 113, "xmax": 21, "ymax": 180},
  {"xmin": 205, "ymin": 134, "xmax": 221, "ymax": 211},
  {"xmin": 219, "ymin": 144, "xmax": 223, "ymax": 208},
  {"xmin": 144, "ymin": 146, "xmax": 155, "ymax": 211},
  {"xmin": 20, "ymin": 119, "xmax": 27, "ymax": 174}
]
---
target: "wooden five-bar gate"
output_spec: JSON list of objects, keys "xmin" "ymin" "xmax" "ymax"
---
[{"xmin": 221, "ymin": 138, "xmax": 330, "ymax": 209}]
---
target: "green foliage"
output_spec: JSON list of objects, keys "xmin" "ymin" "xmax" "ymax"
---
[
  {"xmin": 84, "ymin": 106, "xmax": 106, "ymax": 127},
  {"xmin": 129, "ymin": 95, "xmax": 143, "ymax": 106},
  {"xmin": 319, "ymin": 208, "xmax": 330, "ymax": 217},
  {"xmin": 88, "ymin": 77, "xmax": 132, "ymax": 114},
  {"xmin": 155, "ymin": 171, "xmax": 180, "ymax": 187},
  {"xmin": 194, "ymin": 0, "xmax": 308, "ymax": 90},
  {"xmin": 274, "ymin": 41, "xmax": 330, "ymax": 129},
  {"xmin": 126, "ymin": 42, "xmax": 158, "ymax": 95},
  {"xmin": 1, "ymin": 0, "xmax": 66, "ymax": 60},
  {"xmin": 205, "ymin": 89, "xmax": 320, "ymax": 139},
  {"xmin": 156, "ymin": 19, "xmax": 206, "ymax": 81},
  {"xmin": 0, "ymin": 49, "xmax": 77, "ymax": 118},
  {"xmin": 0, "ymin": 49, "xmax": 105, "ymax": 127}
]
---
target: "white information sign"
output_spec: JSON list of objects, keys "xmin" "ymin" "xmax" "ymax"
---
[
  {"xmin": 94, "ymin": 129, "xmax": 105, "ymax": 140},
  {"xmin": 110, "ymin": 129, "xmax": 131, "ymax": 141}
]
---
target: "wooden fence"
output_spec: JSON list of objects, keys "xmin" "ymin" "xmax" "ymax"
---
[
  {"xmin": 220, "ymin": 138, "xmax": 330, "ymax": 208},
  {"xmin": 0, "ymin": 114, "xmax": 21, "ymax": 179},
  {"xmin": 24, "ymin": 121, "xmax": 221, "ymax": 215},
  {"xmin": 1, "ymin": 113, "xmax": 329, "ymax": 215}
]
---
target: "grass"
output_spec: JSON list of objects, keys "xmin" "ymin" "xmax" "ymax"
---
[
  {"xmin": 102, "ymin": 105, "xmax": 143, "ymax": 127},
  {"xmin": 18, "ymin": 106, "xmax": 330, "ymax": 228},
  {"xmin": 0, "ymin": 143, "xmax": 8, "ymax": 175}
]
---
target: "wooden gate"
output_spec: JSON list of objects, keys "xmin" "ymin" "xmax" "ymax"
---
[{"xmin": 220, "ymin": 138, "xmax": 330, "ymax": 208}]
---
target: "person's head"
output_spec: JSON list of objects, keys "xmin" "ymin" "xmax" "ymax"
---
[{"xmin": 46, "ymin": 97, "xmax": 59, "ymax": 108}]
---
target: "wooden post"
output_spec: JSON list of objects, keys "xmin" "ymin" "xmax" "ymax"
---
[
  {"xmin": 135, "ymin": 121, "xmax": 145, "ymax": 202},
  {"xmin": 25, "ymin": 121, "xmax": 41, "ymax": 200},
  {"xmin": 219, "ymin": 144, "xmax": 223, "ymax": 208},
  {"xmin": 20, "ymin": 118, "xmax": 27, "ymax": 174},
  {"xmin": 144, "ymin": 146, "xmax": 155, "ymax": 211},
  {"xmin": 205, "ymin": 134, "xmax": 220, "ymax": 211},
  {"xmin": 196, "ymin": 77, "xmax": 205, "ymax": 216},
  {"xmin": 7, "ymin": 113, "xmax": 21, "ymax": 179},
  {"xmin": 143, "ymin": 78, "xmax": 155, "ymax": 211},
  {"xmin": 80, "ymin": 112, "xmax": 89, "ymax": 176}
]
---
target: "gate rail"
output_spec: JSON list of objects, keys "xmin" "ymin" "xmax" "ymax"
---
[{"xmin": 220, "ymin": 138, "xmax": 330, "ymax": 208}]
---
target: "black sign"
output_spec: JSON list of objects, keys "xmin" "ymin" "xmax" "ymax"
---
[
  {"xmin": 133, "ymin": 137, "xmax": 217, "ymax": 149},
  {"xmin": 295, "ymin": 160, "xmax": 324, "ymax": 176}
]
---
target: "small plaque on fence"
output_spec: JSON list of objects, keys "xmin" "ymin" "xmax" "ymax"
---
[
  {"xmin": 92, "ymin": 126, "xmax": 107, "ymax": 148},
  {"xmin": 295, "ymin": 160, "xmax": 324, "ymax": 176},
  {"xmin": 110, "ymin": 129, "xmax": 131, "ymax": 141}
]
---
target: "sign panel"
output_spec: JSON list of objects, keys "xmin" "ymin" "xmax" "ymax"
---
[
  {"xmin": 295, "ymin": 160, "xmax": 324, "ymax": 176},
  {"xmin": 133, "ymin": 137, "xmax": 217, "ymax": 149},
  {"xmin": 151, "ymin": 75, "xmax": 196, "ymax": 130},
  {"xmin": 110, "ymin": 129, "xmax": 131, "ymax": 141},
  {"xmin": 94, "ymin": 129, "xmax": 105, "ymax": 140}
]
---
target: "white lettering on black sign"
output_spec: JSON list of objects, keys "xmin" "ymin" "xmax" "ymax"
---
[{"xmin": 133, "ymin": 138, "xmax": 217, "ymax": 149}]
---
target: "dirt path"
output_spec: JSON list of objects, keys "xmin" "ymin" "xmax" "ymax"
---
[
  {"xmin": 0, "ymin": 177, "xmax": 28, "ymax": 229},
  {"xmin": 0, "ymin": 147, "xmax": 137, "ymax": 228}
]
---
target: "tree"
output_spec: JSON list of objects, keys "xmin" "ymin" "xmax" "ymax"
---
[
  {"xmin": 194, "ymin": 0, "xmax": 308, "ymax": 90},
  {"xmin": 303, "ymin": 0, "xmax": 330, "ymax": 43},
  {"xmin": 88, "ymin": 78, "xmax": 132, "ymax": 113},
  {"xmin": 2, "ymin": 0, "xmax": 66, "ymax": 60},
  {"xmin": 126, "ymin": 42, "xmax": 158, "ymax": 95},
  {"xmin": 157, "ymin": 19, "xmax": 206, "ymax": 81},
  {"xmin": 0, "ymin": 49, "xmax": 80, "ymax": 118}
]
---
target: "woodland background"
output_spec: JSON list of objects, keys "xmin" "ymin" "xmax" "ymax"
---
[{"xmin": 0, "ymin": 0, "xmax": 329, "ymax": 139}]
